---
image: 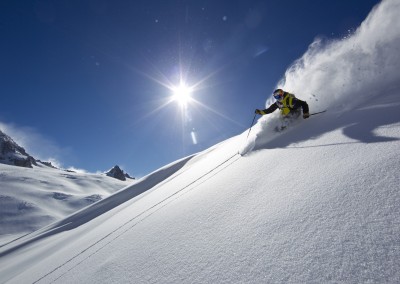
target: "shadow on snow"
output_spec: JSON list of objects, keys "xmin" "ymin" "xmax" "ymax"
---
[{"xmin": 253, "ymin": 103, "xmax": 400, "ymax": 151}]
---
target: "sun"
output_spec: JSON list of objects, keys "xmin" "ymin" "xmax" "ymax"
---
[{"xmin": 171, "ymin": 83, "xmax": 193, "ymax": 107}]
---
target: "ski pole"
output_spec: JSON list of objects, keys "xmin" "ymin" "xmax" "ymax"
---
[
  {"xmin": 237, "ymin": 113, "xmax": 258, "ymax": 155},
  {"xmin": 246, "ymin": 113, "xmax": 257, "ymax": 139},
  {"xmin": 310, "ymin": 110, "xmax": 327, "ymax": 116}
]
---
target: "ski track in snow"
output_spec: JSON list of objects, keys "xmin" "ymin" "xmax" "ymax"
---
[
  {"xmin": 0, "ymin": 146, "xmax": 242, "ymax": 283},
  {"xmin": 33, "ymin": 152, "xmax": 242, "ymax": 283}
]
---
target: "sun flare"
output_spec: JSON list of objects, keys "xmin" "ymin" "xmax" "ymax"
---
[{"xmin": 172, "ymin": 83, "xmax": 192, "ymax": 106}]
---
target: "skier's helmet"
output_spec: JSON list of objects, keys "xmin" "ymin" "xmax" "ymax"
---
[{"xmin": 273, "ymin": 89, "xmax": 284, "ymax": 101}]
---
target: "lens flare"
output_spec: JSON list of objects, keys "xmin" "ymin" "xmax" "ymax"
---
[{"xmin": 172, "ymin": 83, "xmax": 193, "ymax": 107}]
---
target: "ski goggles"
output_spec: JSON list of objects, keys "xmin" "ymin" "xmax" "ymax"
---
[{"xmin": 273, "ymin": 94, "xmax": 283, "ymax": 100}]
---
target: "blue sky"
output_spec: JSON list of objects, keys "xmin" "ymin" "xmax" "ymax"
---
[{"xmin": 0, "ymin": 0, "xmax": 379, "ymax": 176}]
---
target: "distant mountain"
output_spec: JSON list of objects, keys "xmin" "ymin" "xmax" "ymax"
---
[
  {"xmin": 105, "ymin": 165, "xmax": 135, "ymax": 181},
  {"xmin": 0, "ymin": 130, "xmax": 37, "ymax": 168},
  {"xmin": 0, "ymin": 129, "xmax": 134, "ymax": 243},
  {"xmin": 0, "ymin": 130, "xmax": 60, "ymax": 169},
  {"xmin": 0, "ymin": 129, "xmax": 135, "ymax": 180}
]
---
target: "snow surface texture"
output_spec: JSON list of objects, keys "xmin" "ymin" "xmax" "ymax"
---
[
  {"xmin": 0, "ymin": 164, "xmax": 129, "ymax": 245},
  {"xmin": 1, "ymin": 0, "xmax": 400, "ymax": 283},
  {"xmin": 0, "ymin": 128, "xmax": 133, "ymax": 243}
]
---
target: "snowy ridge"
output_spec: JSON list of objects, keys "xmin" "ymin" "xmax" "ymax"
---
[
  {"xmin": 0, "ymin": 129, "xmax": 134, "ymax": 243},
  {"xmin": 1, "ymin": 0, "xmax": 400, "ymax": 283},
  {"xmin": 0, "ymin": 164, "xmax": 129, "ymax": 245},
  {"xmin": 0, "ymin": 130, "xmax": 36, "ymax": 168},
  {"xmin": 0, "ymin": 154, "xmax": 195, "ymax": 253}
]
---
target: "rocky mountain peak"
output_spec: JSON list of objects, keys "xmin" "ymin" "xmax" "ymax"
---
[
  {"xmin": 105, "ymin": 165, "xmax": 134, "ymax": 181},
  {"xmin": 0, "ymin": 130, "xmax": 37, "ymax": 168}
]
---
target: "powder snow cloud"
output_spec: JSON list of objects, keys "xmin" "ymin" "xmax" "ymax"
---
[{"xmin": 275, "ymin": 0, "xmax": 400, "ymax": 112}]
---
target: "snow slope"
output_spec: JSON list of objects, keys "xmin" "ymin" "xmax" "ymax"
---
[
  {"xmin": 0, "ymin": 125, "xmax": 134, "ymax": 244},
  {"xmin": 0, "ymin": 163, "xmax": 130, "ymax": 245},
  {"xmin": 1, "ymin": 0, "xmax": 400, "ymax": 283}
]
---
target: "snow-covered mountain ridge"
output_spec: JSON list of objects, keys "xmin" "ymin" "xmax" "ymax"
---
[
  {"xmin": 0, "ymin": 162, "xmax": 132, "ymax": 245},
  {"xmin": 105, "ymin": 165, "xmax": 135, "ymax": 181},
  {"xmin": 0, "ymin": 130, "xmax": 38, "ymax": 168},
  {"xmin": 0, "ymin": 129, "xmax": 134, "ymax": 244}
]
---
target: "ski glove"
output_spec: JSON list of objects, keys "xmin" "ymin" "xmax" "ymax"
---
[
  {"xmin": 303, "ymin": 112, "xmax": 310, "ymax": 119},
  {"xmin": 255, "ymin": 109, "xmax": 265, "ymax": 115}
]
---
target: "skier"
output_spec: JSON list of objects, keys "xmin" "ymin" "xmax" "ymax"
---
[
  {"xmin": 255, "ymin": 89, "xmax": 310, "ymax": 130},
  {"xmin": 255, "ymin": 89, "xmax": 310, "ymax": 118}
]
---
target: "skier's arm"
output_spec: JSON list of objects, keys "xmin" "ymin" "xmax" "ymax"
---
[
  {"xmin": 256, "ymin": 103, "xmax": 278, "ymax": 115},
  {"xmin": 293, "ymin": 98, "xmax": 310, "ymax": 118},
  {"xmin": 295, "ymin": 99, "xmax": 309, "ymax": 114}
]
